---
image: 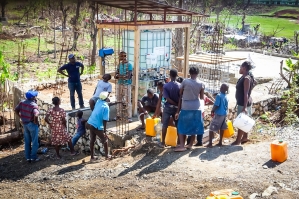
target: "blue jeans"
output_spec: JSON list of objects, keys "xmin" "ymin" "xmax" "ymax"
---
[
  {"xmin": 68, "ymin": 82, "xmax": 84, "ymax": 108},
  {"xmin": 72, "ymin": 132, "xmax": 83, "ymax": 146},
  {"xmin": 23, "ymin": 122, "xmax": 39, "ymax": 160}
]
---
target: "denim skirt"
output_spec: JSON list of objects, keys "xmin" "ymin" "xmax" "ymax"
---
[{"xmin": 177, "ymin": 109, "xmax": 204, "ymax": 135}]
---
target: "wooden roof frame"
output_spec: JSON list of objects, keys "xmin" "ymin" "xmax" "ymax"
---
[
  {"xmin": 95, "ymin": 0, "xmax": 199, "ymax": 116},
  {"xmin": 176, "ymin": 54, "xmax": 247, "ymax": 65}
]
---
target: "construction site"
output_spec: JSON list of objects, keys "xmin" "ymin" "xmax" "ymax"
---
[{"xmin": 0, "ymin": 0, "xmax": 299, "ymax": 198}]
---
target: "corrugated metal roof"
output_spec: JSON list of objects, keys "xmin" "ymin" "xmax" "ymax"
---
[{"xmin": 92, "ymin": 0, "xmax": 203, "ymax": 16}]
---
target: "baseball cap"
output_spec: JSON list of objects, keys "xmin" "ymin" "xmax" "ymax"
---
[
  {"xmin": 99, "ymin": 91, "xmax": 109, "ymax": 100},
  {"xmin": 68, "ymin": 54, "xmax": 75, "ymax": 59},
  {"xmin": 25, "ymin": 90, "xmax": 38, "ymax": 99}
]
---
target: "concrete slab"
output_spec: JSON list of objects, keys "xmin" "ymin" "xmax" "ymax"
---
[{"xmin": 225, "ymin": 51, "xmax": 295, "ymax": 78}]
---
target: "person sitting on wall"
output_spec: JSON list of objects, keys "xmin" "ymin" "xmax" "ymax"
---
[
  {"xmin": 89, "ymin": 74, "xmax": 112, "ymax": 111},
  {"xmin": 57, "ymin": 54, "xmax": 84, "ymax": 110},
  {"xmin": 137, "ymin": 88, "xmax": 161, "ymax": 130}
]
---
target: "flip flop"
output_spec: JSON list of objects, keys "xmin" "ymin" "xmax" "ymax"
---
[
  {"xmin": 90, "ymin": 156, "xmax": 100, "ymax": 162},
  {"xmin": 184, "ymin": 145, "xmax": 192, "ymax": 150},
  {"xmin": 105, "ymin": 155, "xmax": 112, "ymax": 160},
  {"xmin": 70, "ymin": 151, "xmax": 80, "ymax": 156},
  {"xmin": 136, "ymin": 126, "xmax": 145, "ymax": 131},
  {"xmin": 241, "ymin": 139, "xmax": 249, "ymax": 144},
  {"xmin": 174, "ymin": 147, "xmax": 187, "ymax": 152}
]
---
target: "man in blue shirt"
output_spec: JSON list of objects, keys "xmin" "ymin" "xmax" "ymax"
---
[
  {"xmin": 86, "ymin": 92, "xmax": 110, "ymax": 161},
  {"xmin": 207, "ymin": 83, "xmax": 229, "ymax": 148},
  {"xmin": 58, "ymin": 54, "xmax": 84, "ymax": 110},
  {"xmin": 114, "ymin": 51, "xmax": 133, "ymax": 122}
]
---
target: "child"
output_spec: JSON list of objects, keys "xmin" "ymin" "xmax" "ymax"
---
[
  {"xmin": 71, "ymin": 110, "xmax": 87, "ymax": 147},
  {"xmin": 86, "ymin": 91, "xmax": 111, "ymax": 161},
  {"xmin": 89, "ymin": 74, "xmax": 112, "ymax": 111},
  {"xmin": 45, "ymin": 97, "xmax": 78, "ymax": 159},
  {"xmin": 206, "ymin": 83, "xmax": 229, "ymax": 148}
]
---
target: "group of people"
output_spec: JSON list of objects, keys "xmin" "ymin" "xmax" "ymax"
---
[
  {"xmin": 15, "ymin": 89, "xmax": 111, "ymax": 162},
  {"xmin": 137, "ymin": 61, "xmax": 256, "ymax": 151},
  {"xmin": 15, "ymin": 50, "xmax": 256, "ymax": 162}
]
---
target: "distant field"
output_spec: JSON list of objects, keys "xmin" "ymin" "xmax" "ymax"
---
[
  {"xmin": 215, "ymin": 15, "xmax": 299, "ymax": 38},
  {"xmin": 258, "ymin": 6, "xmax": 299, "ymax": 16}
]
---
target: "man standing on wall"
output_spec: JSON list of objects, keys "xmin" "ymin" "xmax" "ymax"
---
[
  {"xmin": 114, "ymin": 51, "xmax": 133, "ymax": 122},
  {"xmin": 57, "ymin": 54, "xmax": 84, "ymax": 110},
  {"xmin": 15, "ymin": 90, "xmax": 40, "ymax": 163}
]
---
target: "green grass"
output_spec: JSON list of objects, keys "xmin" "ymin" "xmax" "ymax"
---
[
  {"xmin": 0, "ymin": 37, "xmax": 49, "ymax": 60},
  {"xmin": 259, "ymin": 6, "xmax": 299, "ymax": 16},
  {"xmin": 221, "ymin": 15, "xmax": 299, "ymax": 38}
]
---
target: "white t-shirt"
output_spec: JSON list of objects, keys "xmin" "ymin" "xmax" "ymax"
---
[{"xmin": 93, "ymin": 80, "xmax": 112, "ymax": 98}]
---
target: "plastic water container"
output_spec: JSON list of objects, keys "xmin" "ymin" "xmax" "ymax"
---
[
  {"xmin": 208, "ymin": 189, "xmax": 243, "ymax": 199},
  {"xmin": 223, "ymin": 120, "xmax": 234, "ymax": 138},
  {"xmin": 233, "ymin": 113, "xmax": 255, "ymax": 133},
  {"xmin": 200, "ymin": 99, "xmax": 205, "ymax": 113},
  {"xmin": 154, "ymin": 123, "xmax": 162, "ymax": 142},
  {"xmin": 165, "ymin": 126, "xmax": 177, "ymax": 146},
  {"xmin": 271, "ymin": 140, "xmax": 288, "ymax": 163},
  {"xmin": 206, "ymin": 196, "xmax": 243, "ymax": 199},
  {"xmin": 145, "ymin": 118, "xmax": 160, "ymax": 137}
]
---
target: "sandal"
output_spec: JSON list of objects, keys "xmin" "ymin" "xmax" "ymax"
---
[
  {"xmin": 90, "ymin": 156, "xmax": 99, "ymax": 162},
  {"xmin": 136, "ymin": 126, "xmax": 145, "ymax": 131},
  {"xmin": 70, "ymin": 151, "xmax": 80, "ymax": 156},
  {"xmin": 157, "ymin": 142, "xmax": 165, "ymax": 148},
  {"xmin": 174, "ymin": 147, "xmax": 187, "ymax": 152},
  {"xmin": 184, "ymin": 145, "xmax": 192, "ymax": 150},
  {"xmin": 105, "ymin": 155, "xmax": 112, "ymax": 160}
]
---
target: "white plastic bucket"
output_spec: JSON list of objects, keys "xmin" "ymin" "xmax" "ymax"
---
[
  {"xmin": 200, "ymin": 99, "xmax": 205, "ymax": 113},
  {"xmin": 233, "ymin": 113, "xmax": 255, "ymax": 133}
]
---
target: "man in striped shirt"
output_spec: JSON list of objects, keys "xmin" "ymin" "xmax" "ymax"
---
[{"xmin": 15, "ymin": 90, "xmax": 40, "ymax": 163}]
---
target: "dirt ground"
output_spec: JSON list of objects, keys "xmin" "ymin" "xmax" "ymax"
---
[{"xmin": 0, "ymin": 127, "xmax": 298, "ymax": 199}]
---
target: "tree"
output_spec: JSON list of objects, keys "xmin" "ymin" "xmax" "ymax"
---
[
  {"xmin": 174, "ymin": 0, "xmax": 183, "ymax": 71},
  {"xmin": 59, "ymin": 0, "xmax": 71, "ymax": 38},
  {"xmin": 89, "ymin": 1, "xmax": 98, "ymax": 66},
  {"xmin": 70, "ymin": 0, "xmax": 83, "ymax": 51},
  {"xmin": 0, "ymin": 0, "xmax": 7, "ymax": 19}
]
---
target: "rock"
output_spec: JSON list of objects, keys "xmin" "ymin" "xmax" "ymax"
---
[
  {"xmin": 262, "ymin": 186, "xmax": 278, "ymax": 197},
  {"xmin": 249, "ymin": 193, "xmax": 258, "ymax": 199},
  {"xmin": 263, "ymin": 165, "xmax": 268, "ymax": 169},
  {"xmin": 278, "ymin": 183, "xmax": 285, "ymax": 188}
]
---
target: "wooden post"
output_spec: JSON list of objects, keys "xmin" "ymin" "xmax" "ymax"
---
[
  {"xmin": 132, "ymin": 27, "xmax": 140, "ymax": 116},
  {"xmin": 183, "ymin": 26, "xmax": 190, "ymax": 78},
  {"xmin": 98, "ymin": 28, "xmax": 104, "ymax": 76}
]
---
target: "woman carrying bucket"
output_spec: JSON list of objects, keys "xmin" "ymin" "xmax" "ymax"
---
[{"xmin": 231, "ymin": 61, "xmax": 257, "ymax": 145}]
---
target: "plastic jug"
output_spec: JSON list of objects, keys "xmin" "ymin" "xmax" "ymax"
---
[
  {"xmin": 223, "ymin": 120, "xmax": 234, "ymax": 138},
  {"xmin": 271, "ymin": 140, "xmax": 288, "ymax": 163},
  {"xmin": 233, "ymin": 113, "xmax": 255, "ymax": 133},
  {"xmin": 207, "ymin": 196, "xmax": 242, "ymax": 199},
  {"xmin": 209, "ymin": 189, "xmax": 243, "ymax": 199},
  {"xmin": 145, "ymin": 118, "xmax": 160, "ymax": 137},
  {"xmin": 154, "ymin": 122, "xmax": 163, "ymax": 142},
  {"xmin": 165, "ymin": 126, "xmax": 177, "ymax": 146}
]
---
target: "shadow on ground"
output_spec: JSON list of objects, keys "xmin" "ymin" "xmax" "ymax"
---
[
  {"xmin": 194, "ymin": 145, "xmax": 243, "ymax": 161},
  {"xmin": 118, "ymin": 143, "xmax": 188, "ymax": 177},
  {"xmin": 0, "ymin": 142, "xmax": 85, "ymax": 181},
  {"xmin": 262, "ymin": 159, "xmax": 281, "ymax": 168}
]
